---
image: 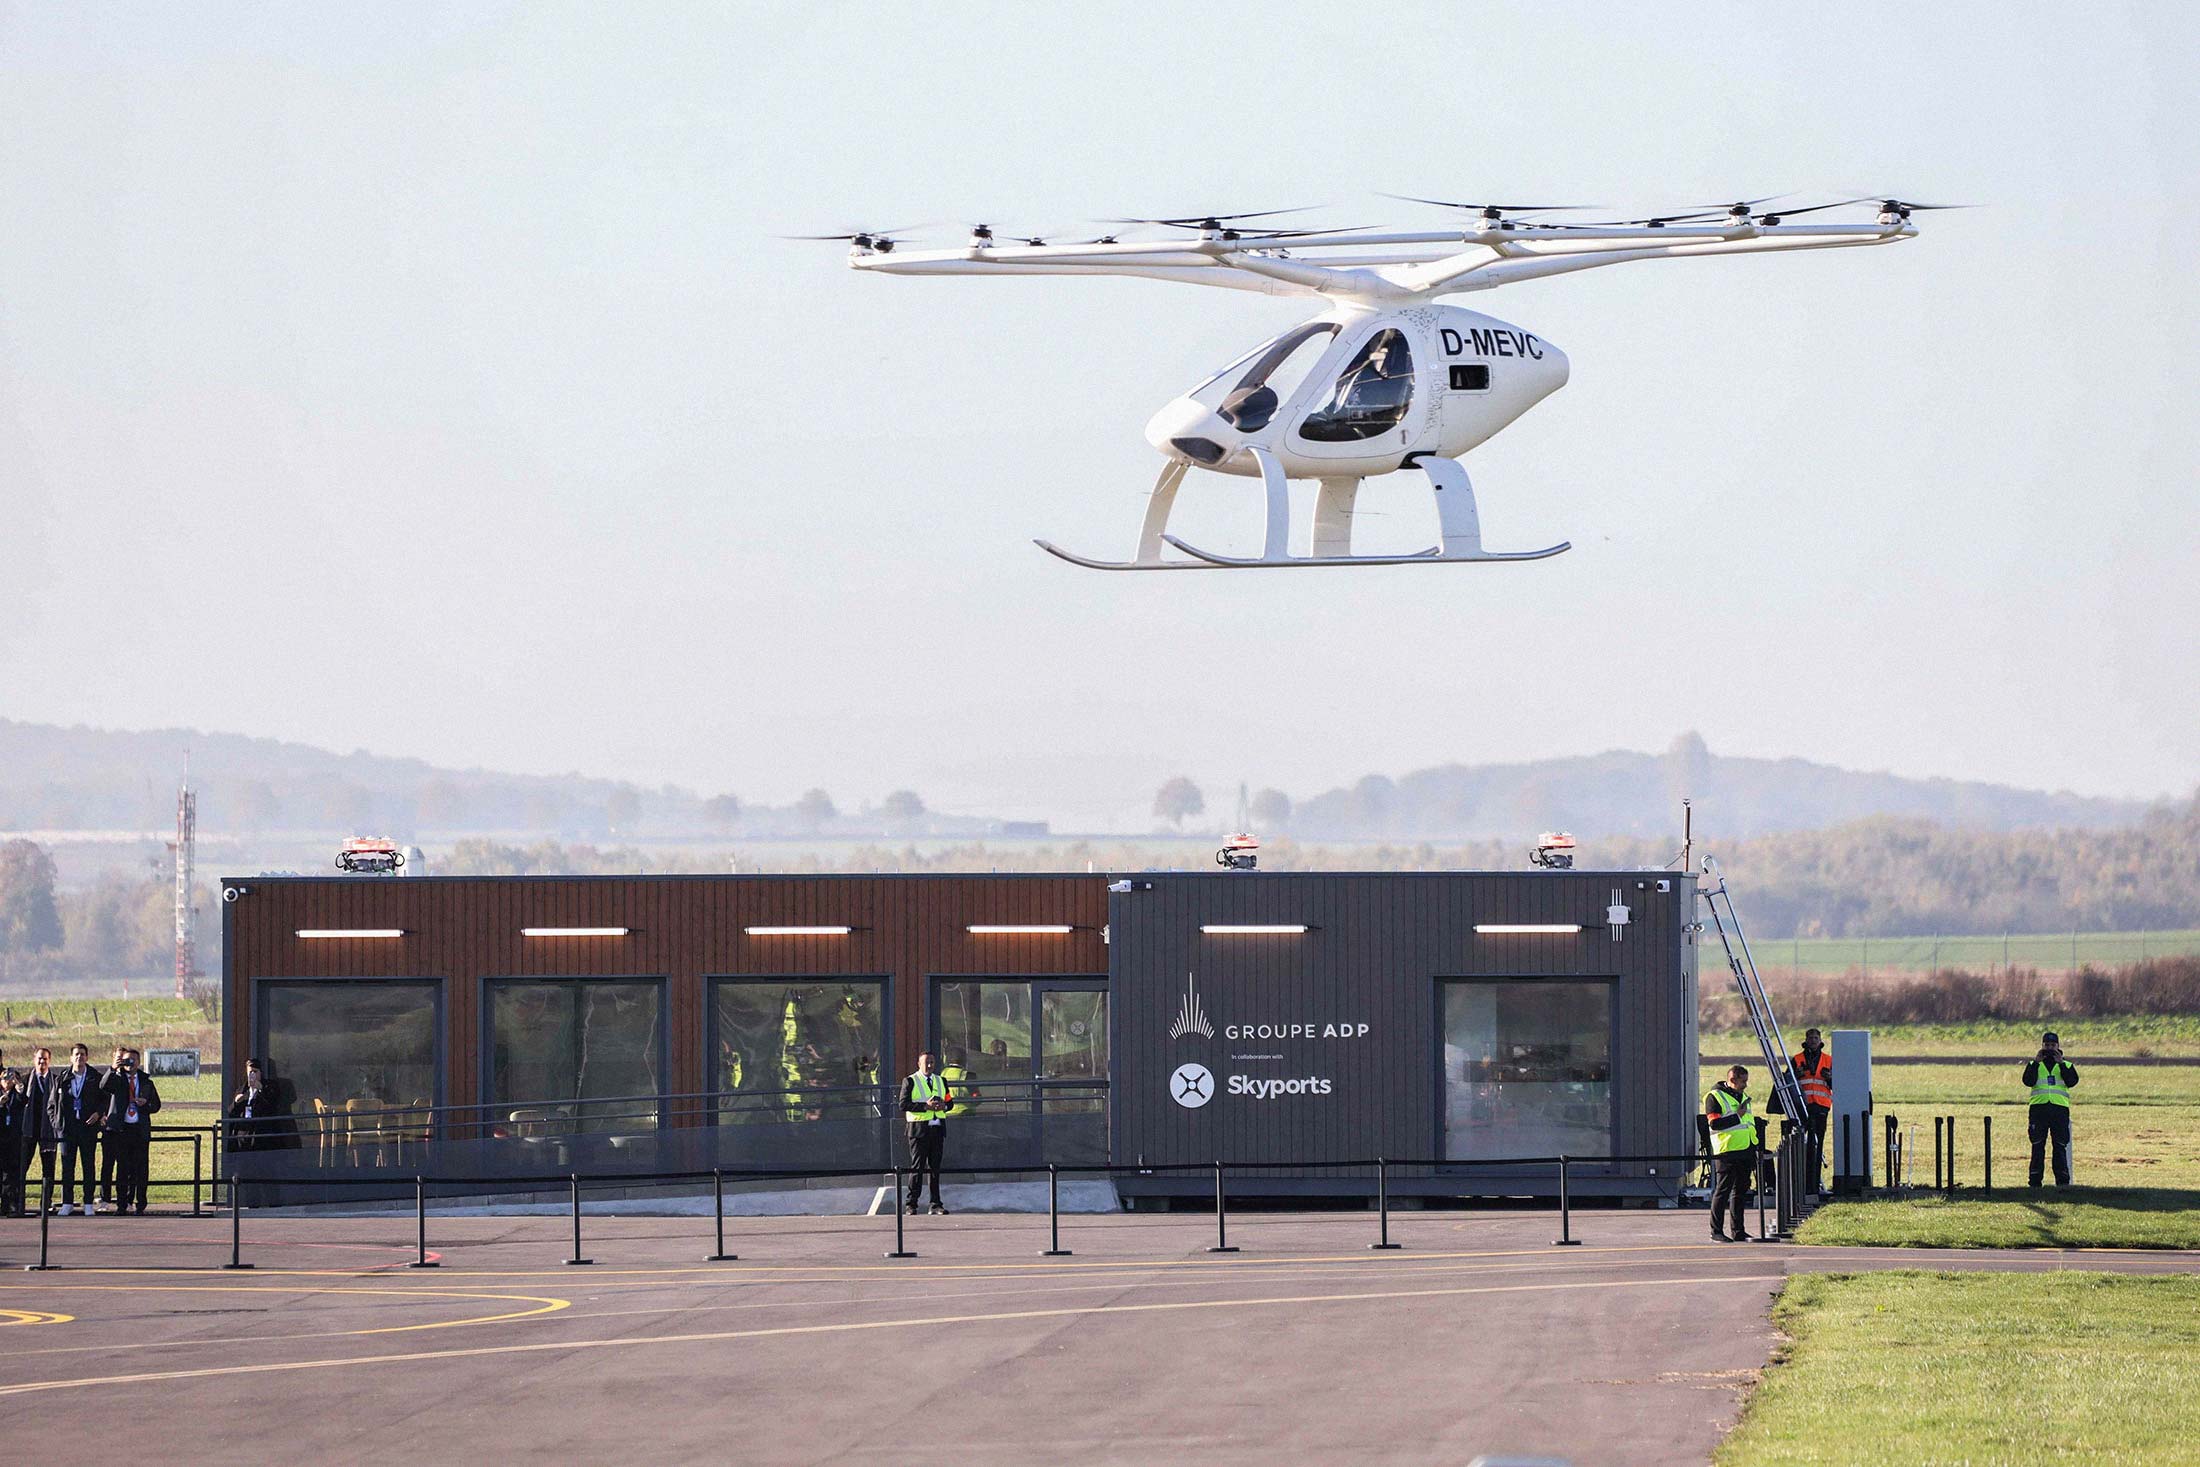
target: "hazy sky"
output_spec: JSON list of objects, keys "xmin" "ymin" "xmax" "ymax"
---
[{"xmin": 4, "ymin": 3, "xmax": 2196, "ymax": 828}]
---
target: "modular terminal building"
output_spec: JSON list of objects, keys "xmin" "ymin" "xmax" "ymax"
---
[{"xmin": 220, "ymin": 870, "xmax": 1701, "ymax": 1205}]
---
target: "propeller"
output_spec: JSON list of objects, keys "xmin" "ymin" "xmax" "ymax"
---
[
  {"xmin": 1871, "ymin": 198, "xmax": 1972, "ymax": 219},
  {"xmin": 784, "ymin": 223, "xmax": 935, "ymax": 254},
  {"xmin": 1103, "ymin": 207, "xmax": 1322, "ymax": 230},
  {"xmin": 1379, "ymin": 193, "xmax": 1598, "ymax": 226},
  {"xmin": 1566, "ymin": 194, "xmax": 1791, "ymax": 229}
]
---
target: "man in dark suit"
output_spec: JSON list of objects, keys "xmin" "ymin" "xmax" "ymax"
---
[
  {"xmin": 0, "ymin": 1066, "xmax": 27, "ymax": 1217},
  {"xmin": 227, "ymin": 1057, "xmax": 293, "ymax": 1152},
  {"xmin": 102, "ymin": 1047, "xmax": 161, "ymax": 1215},
  {"xmin": 896, "ymin": 1051, "xmax": 954, "ymax": 1215},
  {"xmin": 20, "ymin": 1048, "xmax": 60, "ymax": 1211},
  {"xmin": 50, "ymin": 1042, "xmax": 107, "ymax": 1214}
]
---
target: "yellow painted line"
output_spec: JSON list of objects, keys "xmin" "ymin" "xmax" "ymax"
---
[
  {"xmin": 0, "ymin": 1284, "xmax": 568, "ymax": 1336},
  {"xmin": 0, "ymin": 1310, "xmax": 72, "ymax": 1327},
  {"xmin": 0, "ymin": 1273, "xmax": 1775, "ymax": 1399}
]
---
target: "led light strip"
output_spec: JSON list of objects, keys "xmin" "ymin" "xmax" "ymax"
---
[
  {"xmin": 744, "ymin": 925, "xmax": 852, "ymax": 936},
  {"xmin": 521, "ymin": 927, "xmax": 630, "ymax": 937},
  {"xmin": 966, "ymin": 924, "xmax": 1075, "ymax": 935},
  {"xmin": 1475, "ymin": 923, "xmax": 1584, "ymax": 935},
  {"xmin": 1200, "ymin": 924, "xmax": 1309, "ymax": 935},
  {"xmin": 295, "ymin": 929, "xmax": 405, "ymax": 939}
]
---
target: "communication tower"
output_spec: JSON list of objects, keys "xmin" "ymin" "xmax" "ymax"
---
[{"xmin": 170, "ymin": 765, "xmax": 199, "ymax": 998}]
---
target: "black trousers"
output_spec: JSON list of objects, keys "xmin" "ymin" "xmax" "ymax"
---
[
  {"xmin": 100, "ymin": 1137, "xmax": 120, "ymax": 1203},
  {"xmin": 905, "ymin": 1125, "xmax": 944, "ymax": 1207},
  {"xmin": 2029, "ymin": 1104, "xmax": 2072, "ymax": 1187},
  {"xmin": 1801, "ymin": 1106, "xmax": 1830, "ymax": 1192},
  {"xmin": 59, "ymin": 1135, "xmax": 97, "ymax": 1207},
  {"xmin": 109, "ymin": 1129, "xmax": 151, "ymax": 1211},
  {"xmin": 0, "ymin": 1141, "xmax": 20, "ymax": 1215},
  {"xmin": 23, "ymin": 1139, "xmax": 57, "ymax": 1206},
  {"xmin": 1712, "ymin": 1153, "xmax": 1755, "ymax": 1237}
]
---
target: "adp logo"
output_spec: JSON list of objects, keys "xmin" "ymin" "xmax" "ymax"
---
[{"xmin": 1169, "ymin": 1062, "xmax": 1215, "ymax": 1109}]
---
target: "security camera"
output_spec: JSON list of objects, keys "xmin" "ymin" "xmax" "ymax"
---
[
  {"xmin": 1107, "ymin": 879, "xmax": 1154, "ymax": 894},
  {"xmin": 222, "ymin": 886, "xmax": 248, "ymax": 903}
]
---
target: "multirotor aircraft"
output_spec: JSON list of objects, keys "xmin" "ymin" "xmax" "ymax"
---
[{"xmin": 809, "ymin": 197, "xmax": 1944, "ymax": 570}]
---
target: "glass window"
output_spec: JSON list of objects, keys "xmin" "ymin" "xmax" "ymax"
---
[
  {"xmin": 1192, "ymin": 323, "xmax": 1342, "ymax": 432},
  {"xmin": 1442, "ymin": 980, "xmax": 1612, "ymax": 1161},
  {"xmin": 258, "ymin": 980, "xmax": 438, "ymax": 1153},
  {"xmin": 488, "ymin": 979, "xmax": 662, "ymax": 1133},
  {"xmin": 710, "ymin": 980, "xmax": 884, "ymax": 1123},
  {"xmin": 938, "ymin": 980, "xmax": 1033, "ymax": 1083},
  {"xmin": 1040, "ymin": 989, "xmax": 1108, "ymax": 1117},
  {"xmin": 1300, "ymin": 327, "xmax": 1416, "ymax": 441}
]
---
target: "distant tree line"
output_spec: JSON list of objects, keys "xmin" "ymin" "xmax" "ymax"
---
[{"xmin": 0, "ymin": 838, "xmax": 221, "ymax": 993}]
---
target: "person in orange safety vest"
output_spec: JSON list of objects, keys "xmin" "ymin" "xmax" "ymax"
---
[{"xmin": 1790, "ymin": 1028, "xmax": 1833, "ymax": 1195}]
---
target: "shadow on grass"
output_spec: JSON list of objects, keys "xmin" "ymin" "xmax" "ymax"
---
[{"xmin": 1800, "ymin": 1185, "xmax": 2200, "ymax": 1250}]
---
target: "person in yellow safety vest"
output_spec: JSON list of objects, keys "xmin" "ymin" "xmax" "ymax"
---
[
  {"xmin": 940, "ymin": 1047, "xmax": 977, "ymax": 1118},
  {"xmin": 1704, "ymin": 1065, "xmax": 1757, "ymax": 1242},
  {"xmin": 898, "ymin": 1052, "xmax": 953, "ymax": 1215},
  {"xmin": 1790, "ymin": 1028, "xmax": 1833, "ymax": 1196},
  {"xmin": 2024, "ymin": 1030, "xmax": 2080, "ymax": 1188}
]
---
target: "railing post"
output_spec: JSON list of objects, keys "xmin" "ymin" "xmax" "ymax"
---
[
  {"xmin": 1755, "ymin": 1145, "xmax": 1769, "ymax": 1243},
  {"xmin": 1933, "ymin": 1116, "xmax": 1944, "ymax": 1190},
  {"xmin": 1207, "ymin": 1161, "xmax": 1238, "ymax": 1253},
  {"xmin": 564, "ymin": 1174, "xmax": 593, "ymax": 1265},
  {"xmin": 1370, "ymin": 1157, "xmax": 1400, "ymax": 1250},
  {"xmin": 1946, "ymin": 1114, "xmax": 1957, "ymax": 1193},
  {"xmin": 1983, "ymin": 1115, "xmax": 1993, "ymax": 1195},
  {"xmin": 1553, "ymin": 1155, "xmax": 1581, "ymax": 1246},
  {"xmin": 707, "ymin": 1168, "xmax": 737, "ymax": 1261},
  {"xmin": 25, "ymin": 1177, "xmax": 55, "ymax": 1271},
  {"xmin": 1885, "ymin": 1114, "xmax": 1897, "ymax": 1191},
  {"xmin": 408, "ymin": 1175, "xmax": 438, "ymax": 1267},
  {"xmin": 221, "ymin": 1175, "xmax": 253, "ymax": 1269},
  {"xmin": 1041, "ymin": 1164, "xmax": 1070, "ymax": 1257},
  {"xmin": 192, "ymin": 1132, "xmax": 203, "ymax": 1217},
  {"xmin": 886, "ymin": 1167, "xmax": 914, "ymax": 1258}
]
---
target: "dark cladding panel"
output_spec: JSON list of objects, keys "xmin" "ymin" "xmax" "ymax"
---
[{"xmin": 1112, "ymin": 871, "xmax": 1695, "ymax": 1192}]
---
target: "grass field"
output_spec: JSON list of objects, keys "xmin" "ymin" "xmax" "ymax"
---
[
  {"xmin": 1703, "ymin": 1015, "xmax": 2200, "ymax": 1058},
  {"xmin": 1717, "ymin": 1271, "xmax": 2200, "ymax": 1466},
  {"xmin": 1748, "ymin": 928, "xmax": 2200, "ymax": 977},
  {"xmin": 1698, "ymin": 1040, "xmax": 2200, "ymax": 1248}
]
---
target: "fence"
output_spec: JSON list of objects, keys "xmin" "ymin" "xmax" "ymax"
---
[
  {"xmin": 12, "ymin": 1122, "xmax": 1892, "ymax": 1273},
  {"xmin": 1753, "ymin": 929, "xmax": 2200, "ymax": 979}
]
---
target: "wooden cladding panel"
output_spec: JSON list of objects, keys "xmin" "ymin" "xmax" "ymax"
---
[{"xmin": 222, "ymin": 875, "xmax": 1110, "ymax": 1112}]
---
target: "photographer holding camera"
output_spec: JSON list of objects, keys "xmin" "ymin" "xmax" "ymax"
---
[{"xmin": 2022, "ymin": 1030, "xmax": 2080, "ymax": 1189}]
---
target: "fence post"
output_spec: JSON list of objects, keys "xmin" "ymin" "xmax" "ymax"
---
[
  {"xmin": 886, "ymin": 1167, "xmax": 914, "ymax": 1258},
  {"xmin": 221, "ymin": 1175, "xmax": 253, "ymax": 1269},
  {"xmin": 408, "ymin": 1176, "xmax": 438, "ymax": 1268},
  {"xmin": 1208, "ymin": 1161, "xmax": 1238, "ymax": 1253},
  {"xmin": 1041, "ymin": 1164, "xmax": 1070, "ymax": 1257},
  {"xmin": 708, "ymin": 1168, "xmax": 738, "ymax": 1261},
  {"xmin": 1983, "ymin": 1116, "xmax": 1993, "ymax": 1195},
  {"xmin": 1756, "ymin": 1145, "xmax": 1769, "ymax": 1242},
  {"xmin": 1885, "ymin": 1114, "xmax": 1897, "ymax": 1190},
  {"xmin": 1553, "ymin": 1156, "xmax": 1581, "ymax": 1246},
  {"xmin": 564, "ymin": 1175, "xmax": 593, "ymax": 1266},
  {"xmin": 1946, "ymin": 1115, "xmax": 1957, "ymax": 1193},
  {"xmin": 1370, "ymin": 1157, "xmax": 1400, "ymax": 1250},
  {"xmin": 25, "ymin": 1177, "xmax": 55, "ymax": 1271},
  {"xmin": 1933, "ymin": 1116, "xmax": 1944, "ymax": 1190},
  {"xmin": 192, "ymin": 1132, "xmax": 203, "ymax": 1217}
]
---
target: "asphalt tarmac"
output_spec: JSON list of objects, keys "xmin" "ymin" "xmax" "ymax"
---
[{"xmin": 3, "ymin": 1207, "xmax": 2194, "ymax": 1466}]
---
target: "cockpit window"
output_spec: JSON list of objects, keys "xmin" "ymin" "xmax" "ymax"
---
[
  {"xmin": 1299, "ymin": 328, "xmax": 1415, "ymax": 442},
  {"xmin": 1196, "ymin": 323, "xmax": 1340, "ymax": 432}
]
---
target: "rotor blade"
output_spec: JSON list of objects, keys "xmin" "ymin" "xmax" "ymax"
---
[
  {"xmin": 1378, "ymin": 193, "xmax": 1598, "ymax": 214},
  {"xmin": 1751, "ymin": 197, "xmax": 1878, "ymax": 220},
  {"xmin": 1101, "ymin": 206, "xmax": 1324, "ymax": 227}
]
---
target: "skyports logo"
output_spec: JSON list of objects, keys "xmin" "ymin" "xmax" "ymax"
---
[{"xmin": 1229, "ymin": 1075, "xmax": 1333, "ymax": 1099}]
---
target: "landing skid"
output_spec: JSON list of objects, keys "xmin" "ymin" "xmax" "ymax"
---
[{"xmin": 1040, "ymin": 449, "xmax": 1568, "ymax": 571}]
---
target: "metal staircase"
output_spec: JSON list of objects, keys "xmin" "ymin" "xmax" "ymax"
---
[{"xmin": 1698, "ymin": 856, "xmax": 1808, "ymax": 1127}]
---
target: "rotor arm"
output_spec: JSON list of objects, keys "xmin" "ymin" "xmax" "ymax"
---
[{"xmin": 1393, "ymin": 223, "xmax": 1916, "ymax": 296}]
